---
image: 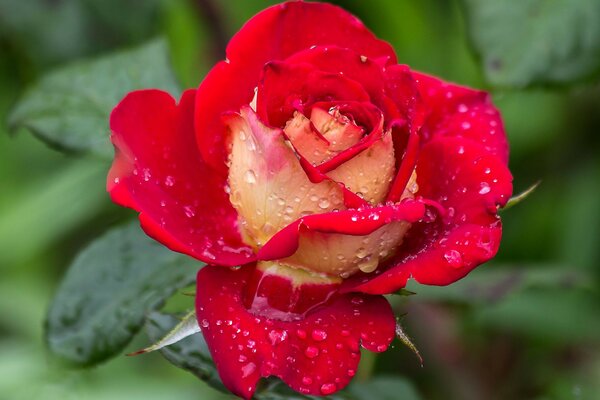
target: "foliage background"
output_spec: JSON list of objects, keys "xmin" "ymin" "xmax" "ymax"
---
[{"xmin": 1, "ymin": 0, "xmax": 599, "ymax": 399}]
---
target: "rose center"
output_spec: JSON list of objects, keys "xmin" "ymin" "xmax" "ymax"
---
[{"xmin": 226, "ymin": 103, "xmax": 418, "ymax": 280}]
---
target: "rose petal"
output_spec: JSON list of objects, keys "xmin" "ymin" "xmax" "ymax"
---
[
  {"xmin": 342, "ymin": 137, "xmax": 513, "ymax": 294},
  {"xmin": 413, "ymin": 72, "xmax": 509, "ymax": 164},
  {"xmin": 196, "ymin": 265, "xmax": 396, "ymax": 399},
  {"xmin": 108, "ymin": 89, "xmax": 254, "ymax": 266},
  {"xmin": 284, "ymin": 46, "xmax": 387, "ymax": 106},
  {"xmin": 195, "ymin": 1, "xmax": 396, "ymax": 172},
  {"xmin": 327, "ymin": 129, "xmax": 396, "ymax": 204},
  {"xmin": 226, "ymin": 107, "xmax": 347, "ymax": 248},
  {"xmin": 257, "ymin": 61, "xmax": 371, "ymax": 127},
  {"xmin": 257, "ymin": 200, "xmax": 426, "ymax": 277}
]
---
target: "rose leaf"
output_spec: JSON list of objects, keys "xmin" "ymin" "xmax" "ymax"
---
[
  {"xmin": 463, "ymin": 0, "xmax": 600, "ymax": 87},
  {"xmin": 45, "ymin": 222, "xmax": 198, "ymax": 366},
  {"xmin": 8, "ymin": 38, "xmax": 181, "ymax": 159}
]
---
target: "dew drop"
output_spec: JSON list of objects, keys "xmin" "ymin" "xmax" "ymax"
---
[
  {"xmin": 318, "ymin": 198, "xmax": 330, "ymax": 209},
  {"xmin": 241, "ymin": 362, "xmax": 256, "ymax": 378},
  {"xmin": 302, "ymin": 376, "xmax": 313, "ymax": 386},
  {"xmin": 164, "ymin": 176, "xmax": 175, "ymax": 187},
  {"xmin": 142, "ymin": 168, "xmax": 151, "ymax": 182},
  {"xmin": 356, "ymin": 247, "xmax": 368, "ymax": 259},
  {"xmin": 358, "ymin": 257, "xmax": 379, "ymax": 273},
  {"xmin": 304, "ymin": 346, "xmax": 319, "ymax": 358},
  {"xmin": 479, "ymin": 182, "xmax": 491, "ymax": 195},
  {"xmin": 311, "ymin": 330, "xmax": 327, "ymax": 342},
  {"xmin": 320, "ymin": 383, "xmax": 337, "ymax": 395},
  {"xmin": 200, "ymin": 319, "xmax": 209, "ymax": 328},
  {"xmin": 184, "ymin": 206, "xmax": 195, "ymax": 218},
  {"xmin": 443, "ymin": 249, "xmax": 463, "ymax": 268},
  {"xmin": 244, "ymin": 170, "xmax": 257, "ymax": 184}
]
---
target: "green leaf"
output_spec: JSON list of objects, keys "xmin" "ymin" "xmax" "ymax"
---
[
  {"xmin": 145, "ymin": 312, "xmax": 227, "ymax": 393},
  {"xmin": 405, "ymin": 264, "xmax": 592, "ymax": 304},
  {"xmin": 130, "ymin": 310, "xmax": 200, "ymax": 356},
  {"xmin": 463, "ymin": 0, "xmax": 600, "ymax": 87},
  {"xmin": 349, "ymin": 377, "xmax": 421, "ymax": 400},
  {"xmin": 8, "ymin": 39, "xmax": 180, "ymax": 159},
  {"xmin": 45, "ymin": 222, "xmax": 198, "ymax": 366}
]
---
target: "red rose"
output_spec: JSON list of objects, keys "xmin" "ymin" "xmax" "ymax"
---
[{"xmin": 108, "ymin": 1, "xmax": 513, "ymax": 398}]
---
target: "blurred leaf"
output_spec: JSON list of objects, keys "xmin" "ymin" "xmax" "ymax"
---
[
  {"xmin": 463, "ymin": 0, "xmax": 600, "ymax": 87},
  {"xmin": 0, "ymin": 0, "xmax": 90, "ymax": 67},
  {"xmin": 145, "ymin": 312, "xmax": 227, "ymax": 393},
  {"xmin": 502, "ymin": 181, "xmax": 540, "ymax": 211},
  {"xmin": 45, "ymin": 222, "xmax": 199, "ymax": 366},
  {"xmin": 405, "ymin": 265, "xmax": 592, "ymax": 304},
  {"xmin": 349, "ymin": 377, "xmax": 421, "ymax": 400},
  {"xmin": 8, "ymin": 39, "xmax": 180, "ymax": 159},
  {"xmin": 473, "ymin": 288, "xmax": 600, "ymax": 342},
  {"xmin": 0, "ymin": 158, "xmax": 106, "ymax": 266}
]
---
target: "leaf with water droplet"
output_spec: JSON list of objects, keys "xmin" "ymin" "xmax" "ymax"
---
[
  {"xmin": 501, "ymin": 181, "xmax": 540, "ymax": 211},
  {"xmin": 8, "ymin": 39, "xmax": 180, "ymax": 159},
  {"xmin": 45, "ymin": 222, "xmax": 198, "ymax": 366}
]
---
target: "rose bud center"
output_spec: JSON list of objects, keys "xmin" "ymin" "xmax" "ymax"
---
[{"xmin": 226, "ymin": 101, "xmax": 418, "ymax": 284}]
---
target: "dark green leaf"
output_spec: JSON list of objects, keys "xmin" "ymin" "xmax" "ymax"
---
[
  {"xmin": 8, "ymin": 39, "xmax": 180, "ymax": 159},
  {"xmin": 463, "ymin": 0, "xmax": 600, "ymax": 87},
  {"xmin": 349, "ymin": 377, "xmax": 421, "ymax": 400},
  {"xmin": 45, "ymin": 222, "xmax": 198, "ymax": 366}
]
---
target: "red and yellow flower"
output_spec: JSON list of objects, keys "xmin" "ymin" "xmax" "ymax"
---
[{"xmin": 108, "ymin": 1, "xmax": 513, "ymax": 398}]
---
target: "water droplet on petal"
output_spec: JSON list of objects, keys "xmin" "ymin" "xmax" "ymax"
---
[
  {"xmin": 184, "ymin": 206, "xmax": 195, "ymax": 218},
  {"xmin": 302, "ymin": 376, "xmax": 313, "ymax": 386},
  {"xmin": 443, "ymin": 249, "xmax": 463, "ymax": 268},
  {"xmin": 241, "ymin": 362, "xmax": 256, "ymax": 378},
  {"xmin": 311, "ymin": 330, "xmax": 327, "ymax": 341},
  {"xmin": 164, "ymin": 176, "xmax": 175, "ymax": 187},
  {"xmin": 356, "ymin": 247, "xmax": 368, "ymax": 259},
  {"xmin": 318, "ymin": 198, "xmax": 330, "ymax": 209},
  {"xmin": 358, "ymin": 257, "xmax": 378, "ymax": 273},
  {"xmin": 304, "ymin": 346, "xmax": 319, "ymax": 358},
  {"xmin": 479, "ymin": 182, "xmax": 491, "ymax": 195},
  {"xmin": 320, "ymin": 383, "xmax": 337, "ymax": 395},
  {"xmin": 244, "ymin": 170, "xmax": 257, "ymax": 184}
]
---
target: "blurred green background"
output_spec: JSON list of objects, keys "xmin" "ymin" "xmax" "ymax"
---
[{"xmin": 1, "ymin": 0, "xmax": 599, "ymax": 399}]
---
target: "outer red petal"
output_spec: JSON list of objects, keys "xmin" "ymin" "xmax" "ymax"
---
[
  {"xmin": 196, "ymin": 265, "xmax": 396, "ymax": 399},
  {"xmin": 257, "ymin": 200, "xmax": 426, "ymax": 261},
  {"xmin": 195, "ymin": 0, "xmax": 397, "ymax": 171},
  {"xmin": 343, "ymin": 137, "xmax": 513, "ymax": 294},
  {"xmin": 257, "ymin": 61, "xmax": 371, "ymax": 127},
  {"xmin": 284, "ymin": 46, "xmax": 387, "ymax": 106},
  {"xmin": 413, "ymin": 72, "xmax": 509, "ymax": 164},
  {"xmin": 108, "ymin": 89, "xmax": 254, "ymax": 266}
]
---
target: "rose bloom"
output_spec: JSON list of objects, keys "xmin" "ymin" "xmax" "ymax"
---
[{"xmin": 108, "ymin": 1, "xmax": 512, "ymax": 398}]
